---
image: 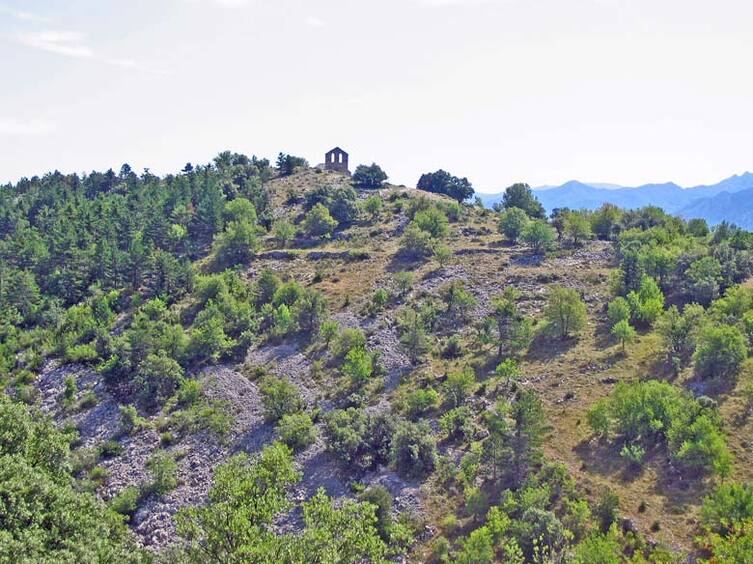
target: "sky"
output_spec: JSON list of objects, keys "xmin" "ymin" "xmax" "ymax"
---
[{"xmin": 1, "ymin": 0, "xmax": 753, "ymax": 192}]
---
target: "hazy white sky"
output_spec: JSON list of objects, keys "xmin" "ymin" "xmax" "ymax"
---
[{"xmin": 1, "ymin": 0, "xmax": 752, "ymax": 191}]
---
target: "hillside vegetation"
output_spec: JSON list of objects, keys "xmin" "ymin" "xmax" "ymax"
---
[{"xmin": 3, "ymin": 153, "xmax": 753, "ymax": 562}]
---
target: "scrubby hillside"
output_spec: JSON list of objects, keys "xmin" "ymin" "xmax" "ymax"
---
[{"xmin": 3, "ymin": 155, "xmax": 753, "ymax": 562}]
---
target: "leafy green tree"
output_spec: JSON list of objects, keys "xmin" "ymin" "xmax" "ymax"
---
[
  {"xmin": 443, "ymin": 367, "xmax": 476, "ymax": 407},
  {"xmin": 667, "ymin": 412, "xmax": 732, "ymax": 476},
  {"xmin": 587, "ymin": 380, "xmax": 731, "ymax": 475},
  {"xmin": 304, "ymin": 185, "xmax": 359, "ymax": 225},
  {"xmin": 331, "ymin": 327, "xmax": 367, "ymax": 359},
  {"xmin": 501, "ymin": 183, "xmax": 545, "ymax": 218},
  {"xmin": 704, "ymin": 519, "xmax": 753, "ymax": 563},
  {"xmin": 295, "ymin": 489, "xmax": 387, "ymax": 562},
  {"xmin": 498, "ymin": 207, "xmax": 529, "ymax": 242},
  {"xmin": 272, "ymin": 219, "xmax": 296, "ymax": 247},
  {"xmin": 412, "ymin": 207, "xmax": 449, "ymax": 239},
  {"xmin": 176, "ymin": 443, "xmax": 301, "ymax": 562},
  {"xmin": 260, "ymin": 376, "xmax": 304, "ymax": 421},
  {"xmin": 391, "ymin": 420, "xmax": 437, "ymax": 477},
  {"xmin": 406, "ymin": 387, "xmax": 440, "ymax": 416},
  {"xmin": 594, "ymin": 489, "xmax": 620, "ymax": 533},
  {"xmin": 687, "ymin": 217, "xmax": 710, "ymax": 237},
  {"xmin": 276, "ymin": 152, "xmax": 308, "ymax": 176},
  {"xmin": 456, "ymin": 526, "xmax": 495, "ymax": 564},
  {"xmin": 358, "ymin": 485, "xmax": 393, "ymax": 540},
  {"xmin": 353, "ymin": 163, "xmax": 388, "ymax": 189},
  {"xmin": 508, "ymin": 389, "xmax": 546, "ymax": 487},
  {"xmin": 417, "ymin": 169, "xmax": 474, "ymax": 202},
  {"xmin": 433, "ymin": 244, "xmax": 452, "ymax": 269},
  {"xmin": 521, "ymin": 220, "xmax": 556, "ymax": 253},
  {"xmin": 611, "ymin": 319, "xmax": 636, "ymax": 353},
  {"xmin": 694, "ymin": 324, "xmax": 748, "ymax": 381},
  {"xmin": 702, "ymin": 483, "xmax": 753, "ymax": 535},
  {"xmin": 398, "ymin": 307, "xmax": 430, "ymax": 362},
  {"xmin": 323, "ymin": 408, "xmax": 396, "ymax": 470},
  {"xmin": 572, "ymin": 527, "xmax": 622, "ymax": 563},
  {"xmin": 303, "ymin": 203, "xmax": 338, "ymax": 239},
  {"xmin": 343, "ymin": 347, "xmax": 374, "ymax": 386},
  {"xmin": 318, "ymin": 319, "xmax": 340, "ymax": 347},
  {"xmin": 223, "ymin": 197, "xmax": 257, "ymax": 224},
  {"xmin": 656, "ymin": 304, "xmax": 705, "ymax": 364},
  {"xmin": 0, "ymin": 398, "xmax": 143, "ymax": 561},
  {"xmin": 489, "ymin": 288, "xmax": 533, "ymax": 358},
  {"xmin": 590, "ymin": 203, "xmax": 622, "ymax": 240},
  {"xmin": 626, "ymin": 275, "xmax": 665, "ymax": 326},
  {"xmin": 564, "ymin": 211, "xmax": 592, "ymax": 245},
  {"xmin": 277, "ymin": 413, "xmax": 317, "ymax": 451},
  {"xmin": 214, "ymin": 220, "xmax": 261, "ymax": 267},
  {"xmin": 393, "ymin": 271, "xmax": 415, "ymax": 295},
  {"xmin": 686, "ymin": 256, "xmax": 723, "ymax": 305},
  {"xmin": 544, "ymin": 286, "xmax": 587, "ymax": 339},
  {"xmin": 190, "ymin": 305, "xmax": 234, "ymax": 361},
  {"xmin": 136, "ymin": 350, "xmax": 185, "ymax": 406},
  {"xmin": 398, "ymin": 225, "xmax": 434, "ymax": 259},
  {"xmin": 442, "ymin": 281, "xmax": 477, "ymax": 323},
  {"xmin": 291, "ymin": 288, "xmax": 326, "ymax": 332},
  {"xmin": 607, "ymin": 297, "xmax": 631, "ymax": 325},
  {"xmin": 362, "ymin": 194, "xmax": 384, "ymax": 219}
]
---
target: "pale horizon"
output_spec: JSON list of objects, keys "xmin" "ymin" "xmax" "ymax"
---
[{"xmin": 2, "ymin": 0, "xmax": 753, "ymax": 191}]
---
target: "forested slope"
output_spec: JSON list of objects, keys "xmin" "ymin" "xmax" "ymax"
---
[{"xmin": 3, "ymin": 155, "xmax": 753, "ymax": 561}]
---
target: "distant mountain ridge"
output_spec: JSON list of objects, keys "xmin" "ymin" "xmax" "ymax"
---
[{"xmin": 477, "ymin": 172, "xmax": 753, "ymax": 228}]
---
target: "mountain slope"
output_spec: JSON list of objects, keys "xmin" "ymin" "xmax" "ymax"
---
[
  {"xmin": 478, "ymin": 172, "xmax": 753, "ymax": 223},
  {"xmin": 679, "ymin": 186, "xmax": 753, "ymax": 228}
]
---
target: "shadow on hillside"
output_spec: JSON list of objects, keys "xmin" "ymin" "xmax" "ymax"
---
[
  {"xmin": 526, "ymin": 333, "xmax": 579, "ymax": 362},
  {"xmin": 574, "ymin": 440, "xmax": 643, "ymax": 483},
  {"xmin": 385, "ymin": 252, "xmax": 428, "ymax": 274},
  {"xmin": 650, "ymin": 460, "xmax": 713, "ymax": 517}
]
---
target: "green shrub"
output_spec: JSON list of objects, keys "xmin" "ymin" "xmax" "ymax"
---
[
  {"xmin": 406, "ymin": 388, "xmax": 439, "ymax": 416},
  {"xmin": 372, "ymin": 288, "xmax": 389, "ymax": 311},
  {"xmin": 607, "ymin": 297, "xmax": 631, "ymax": 325},
  {"xmin": 362, "ymin": 194, "xmax": 384, "ymax": 218},
  {"xmin": 611, "ymin": 319, "xmax": 636, "ymax": 352},
  {"xmin": 393, "ymin": 271, "xmax": 415, "ymax": 295},
  {"xmin": 323, "ymin": 408, "xmax": 397, "ymax": 470},
  {"xmin": 544, "ymin": 286, "xmax": 587, "ymax": 339},
  {"xmin": 147, "ymin": 452, "xmax": 179, "ymax": 496},
  {"xmin": 260, "ymin": 376, "xmax": 304, "ymax": 421},
  {"xmin": 66, "ymin": 344, "xmax": 99, "ymax": 363},
  {"xmin": 303, "ymin": 203, "xmax": 338, "ymax": 239},
  {"xmin": 521, "ymin": 220, "xmax": 556, "ymax": 253},
  {"xmin": 109, "ymin": 485, "xmax": 142, "ymax": 520},
  {"xmin": 331, "ymin": 327, "xmax": 367, "ymax": 360},
  {"xmin": 694, "ymin": 324, "xmax": 748, "ymax": 381},
  {"xmin": 318, "ymin": 319, "xmax": 340, "ymax": 347},
  {"xmin": 588, "ymin": 380, "xmax": 730, "ymax": 475},
  {"xmin": 626, "ymin": 275, "xmax": 665, "ymax": 326},
  {"xmin": 498, "ymin": 207, "xmax": 529, "ymax": 242},
  {"xmin": 399, "ymin": 225, "xmax": 434, "ymax": 259},
  {"xmin": 343, "ymin": 347, "xmax": 374, "ymax": 386},
  {"xmin": 702, "ymin": 483, "xmax": 753, "ymax": 534},
  {"xmin": 391, "ymin": 420, "xmax": 437, "ymax": 477},
  {"xmin": 98, "ymin": 440, "xmax": 122, "ymax": 459},
  {"xmin": 277, "ymin": 413, "xmax": 316, "ymax": 451},
  {"xmin": 439, "ymin": 406, "xmax": 474, "ymax": 440},
  {"xmin": 443, "ymin": 367, "xmax": 475, "ymax": 407}
]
